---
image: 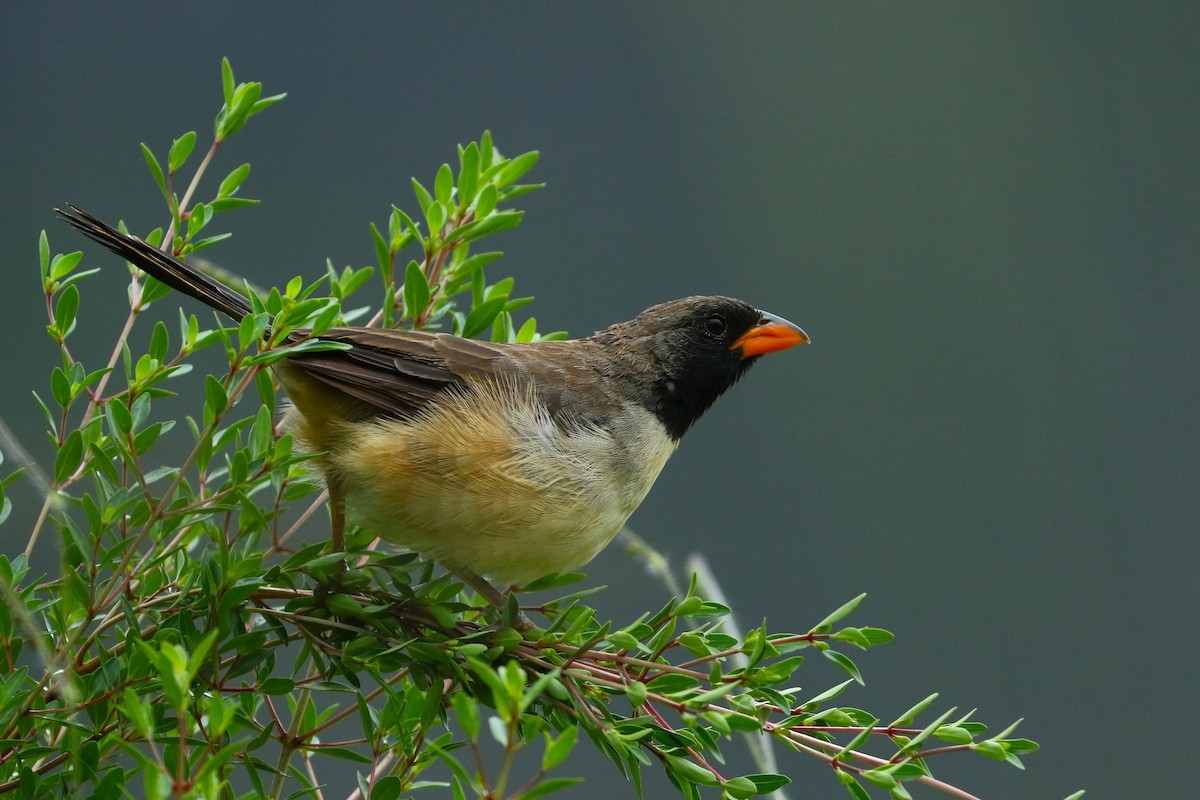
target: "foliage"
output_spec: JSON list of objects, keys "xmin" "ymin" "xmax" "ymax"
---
[{"xmin": 0, "ymin": 59, "xmax": 1080, "ymax": 800}]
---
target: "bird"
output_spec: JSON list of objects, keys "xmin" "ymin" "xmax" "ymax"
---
[{"xmin": 57, "ymin": 206, "xmax": 809, "ymax": 615}]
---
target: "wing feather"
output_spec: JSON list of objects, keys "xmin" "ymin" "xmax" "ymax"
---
[{"xmin": 285, "ymin": 328, "xmax": 520, "ymax": 419}]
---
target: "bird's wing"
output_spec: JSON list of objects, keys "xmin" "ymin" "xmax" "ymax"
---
[{"xmin": 284, "ymin": 328, "xmax": 522, "ymax": 419}]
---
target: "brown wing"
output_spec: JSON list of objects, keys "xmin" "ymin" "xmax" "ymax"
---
[{"xmin": 285, "ymin": 327, "xmax": 522, "ymax": 419}]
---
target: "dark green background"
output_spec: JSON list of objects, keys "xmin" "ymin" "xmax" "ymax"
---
[{"xmin": 3, "ymin": 4, "xmax": 1195, "ymax": 797}]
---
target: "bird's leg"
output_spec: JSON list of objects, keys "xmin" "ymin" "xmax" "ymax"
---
[
  {"xmin": 452, "ymin": 565, "xmax": 534, "ymax": 631},
  {"xmin": 328, "ymin": 482, "xmax": 346, "ymax": 554}
]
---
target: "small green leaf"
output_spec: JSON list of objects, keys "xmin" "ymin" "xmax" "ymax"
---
[
  {"xmin": 218, "ymin": 163, "xmax": 251, "ymax": 198},
  {"xmin": 721, "ymin": 777, "xmax": 758, "ymax": 799},
  {"xmin": 54, "ymin": 284, "xmax": 80, "ymax": 340},
  {"xmin": 516, "ymin": 317, "xmax": 538, "ymax": 343},
  {"xmin": 411, "ymin": 178, "xmax": 434, "ymax": 215},
  {"xmin": 204, "ymin": 375, "xmax": 228, "ymax": 420},
  {"xmin": 474, "ymin": 183, "xmax": 498, "ymax": 218},
  {"xmin": 221, "ymin": 57, "xmax": 235, "ymax": 106},
  {"xmin": 458, "ymin": 142, "xmax": 480, "ymax": 203},
  {"xmin": 148, "ymin": 321, "xmax": 169, "ymax": 362},
  {"xmin": 259, "ymin": 678, "xmax": 295, "ymax": 695},
  {"xmin": 487, "ymin": 715, "xmax": 508, "ymax": 746},
  {"xmin": 369, "ymin": 222, "xmax": 390, "ymax": 279},
  {"xmin": 403, "ymin": 260, "xmax": 430, "ymax": 321},
  {"xmin": 934, "ymin": 725, "xmax": 975, "ymax": 744},
  {"xmin": 38, "ymin": 229, "xmax": 50, "ymax": 281},
  {"xmin": 451, "ymin": 692, "xmax": 480, "ymax": 741},
  {"xmin": 495, "ymin": 150, "xmax": 540, "ymax": 187},
  {"xmin": 445, "ymin": 210, "xmax": 523, "ymax": 245},
  {"xmin": 742, "ymin": 774, "xmax": 791, "ymax": 795},
  {"xmin": 54, "ymin": 430, "xmax": 84, "ymax": 483},
  {"xmin": 49, "ymin": 251, "xmax": 84, "ymax": 282},
  {"xmin": 813, "ymin": 593, "xmax": 866, "ymax": 632},
  {"xmin": 425, "ymin": 201, "xmax": 446, "ymax": 236},
  {"xmin": 837, "ymin": 771, "xmax": 871, "ymax": 800},
  {"xmin": 542, "ymin": 725, "xmax": 578, "ymax": 771},
  {"xmin": 168, "ymin": 131, "xmax": 197, "ymax": 174},
  {"xmin": 971, "ymin": 740, "xmax": 1008, "ymax": 760},
  {"xmin": 140, "ymin": 143, "xmax": 167, "ymax": 198},
  {"xmin": 434, "ymin": 163, "xmax": 454, "ymax": 205},
  {"xmin": 667, "ymin": 756, "xmax": 720, "ymax": 787},
  {"xmin": 50, "ymin": 367, "xmax": 71, "ymax": 409},
  {"xmin": 370, "ymin": 776, "xmax": 402, "ymax": 800},
  {"xmin": 519, "ymin": 778, "xmax": 584, "ymax": 800},
  {"xmin": 461, "ymin": 297, "xmax": 506, "ymax": 339},
  {"xmin": 822, "ymin": 649, "xmax": 864, "ymax": 684}
]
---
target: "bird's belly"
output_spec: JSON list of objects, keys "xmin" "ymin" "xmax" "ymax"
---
[{"xmin": 323, "ymin": 385, "xmax": 677, "ymax": 584}]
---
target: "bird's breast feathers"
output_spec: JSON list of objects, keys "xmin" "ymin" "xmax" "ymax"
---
[{"xmin": 319, "ymin": 378, "xmax": 678, "ymax": 584}]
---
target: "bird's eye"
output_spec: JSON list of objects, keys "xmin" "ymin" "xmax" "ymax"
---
[{"xmin": 704, "ymin": 316, "xmax": 727, "ymax": 336}]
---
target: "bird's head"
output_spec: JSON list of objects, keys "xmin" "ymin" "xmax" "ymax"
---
[{"xmin": 598, "ymin": 296, "xmax": 809, "ymax": 440}]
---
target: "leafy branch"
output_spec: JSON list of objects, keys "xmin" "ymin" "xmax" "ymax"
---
[{"xmin": 0, "ymin": 59, "xmax": 1081, "ymax": 800}]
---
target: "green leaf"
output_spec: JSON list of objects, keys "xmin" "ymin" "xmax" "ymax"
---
[
  {"xmin": 445, "ymin": 210, "xmax": 524, "ymax": 246},
  {"xmin": 168, "ymin": 131, "xmax": 197, "ymax": 174},
  {"xmin": 370, "ymin": 776, "xmax": 402, "ymax": 800},
  {"xmin": 451, "ymin": 691, "xmax": 480, "ymax": 741},
  {"xmin": 645, "ymin": 673, "xmax": 700, "ymax": 695},
  {"xmin": 822, "ymin": 649, "xmax": 864, "ymax": 684},
  {"xmin": 411, "ymin": 178, "xmax": 434, "ymax": 215},
  {"xmin": 837, "ymin": 771, "xmax": 871, "ymax": 800},
  {"xmin": 38, "ymin": 229, "xmax": 50, "ymax": 282},
  {"xmin": 54, "ymin": 284, "xmax": 80, "ymax": 340},
  {"xmin": 54, "ymin": 429, "xmax": 84, "ymax": 483},
  {"xmin": 516, "ymin": 316, "xmax": 538, "ymax": 343},
  {"xmin": 49, "ymin": 250, "xmax": 84, "ymax": 282},
  {"xmin": 221, "ymin": 56, "xmax": 235, "ymax": 106},
  {"xmin": 934, "ymin": 725, "xmax": 975, "ymax": 744},
  {"xmin": 971, "ymin": 740, "xmax": 1008, "ymax": 760},
  {"xmin": 496, "ymin": 150, "xmax": 540, "ymax": 187},
  {"xmin": 256, "ymin": 677, "xmax": 294, "ymax": 695},
  {"xmin": 542, "ymin": 725, "xmax": 578, "ymax": 771},
  {"xmin": 148, "ymin": 320, "xmax": 169, "ymax": 362},
  {"xmin": 141, "ymin": 142, "xmax": 167, "ymax": 198},
  {"xmin": 403, "ymin": 260, "xmax": 430, "ymax": 321},
  {"xmin": 474, "ymin": 183, "xmax": 498, "ymax": 218},
  {"xmin": 369, "ymin": 221, "xmax": 390, "ymax": 278},
  {"xmin": 425, "ymin": 201, "xmax": 447, "ymax": 236},
  {"xmin": 890, "ymin": 693, "xmax": 939, "ymax": 727},
  {"xmin": 721, "ymin": 777, "xmax": 758, "ymax": 799},
  {"xmin": 742, "ymin": 774, "xmax": 791, "ymax": 795},
  {"xmin": 487, "ymin": 715, "xmax": 508, "ymax": 746},
  {"xmin": 496, "ymin": 182, "xmax": 545, "ymax": 203},
  {"xmin": 520, "ymin": 571, "xmax": 585, "ymax": 592},
  {"xmin": 204, "ymin": 374, "xmax": 228, "ymax": 421},
  {"xmin": 897, "ymin": 706, "xmax": 958, "ymax": 755},
  {"xmin": 520, "ymin": 777, "xmax": 584, "ymax": 799},
  {"xmin": 813, "ymin": 593, "xmax": 866, "ymax": 632},
  {"xmin": 218, "ymin": 163, "xmax": 251, "ymax": 198},
  {"xmin": 801, "ymin": 678, "xmax": 855, "ymax": 709},
  {"xmin": 461, "ymin": 297, "xmax": 506, "ymax": 338},
  {"xmin": 434, "ymin": 162, "xmax": 454, "ymax": 205},
  {"xmin": 458, "ymin": 141, "xmax": 479, "ymax": 203},
  {"xmin": 667, "ymin": 756, "xmax": 720, "ymax": 787}
]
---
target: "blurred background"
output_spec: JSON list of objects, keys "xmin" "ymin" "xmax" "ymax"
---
[{"xmin": 2, "ymin": 4, "xmax": 1196, "ymax": 797}]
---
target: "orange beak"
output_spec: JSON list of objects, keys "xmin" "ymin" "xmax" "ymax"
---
[{"xmin": 732, "ymin": 311, "xmax": 810, "ymax": 358}]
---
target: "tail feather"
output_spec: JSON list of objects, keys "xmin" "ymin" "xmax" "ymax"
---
[{"xmin": 55, "ymin": 206, "xmax": 253, "ymax": 322}]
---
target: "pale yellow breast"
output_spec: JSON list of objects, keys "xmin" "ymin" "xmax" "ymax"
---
[{"xmin": 313, "ymin": 379, "xmax": 677, "ymax": 584}]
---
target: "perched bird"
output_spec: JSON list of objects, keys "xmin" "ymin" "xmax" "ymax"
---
[{"xmin": 58, "ymin": 207, "xmax": 808, "ymax": 611}]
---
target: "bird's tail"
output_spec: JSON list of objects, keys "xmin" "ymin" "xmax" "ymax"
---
[{"xmin": 56, "ymin": 206, "xmax": 254, "ymax": 322}]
